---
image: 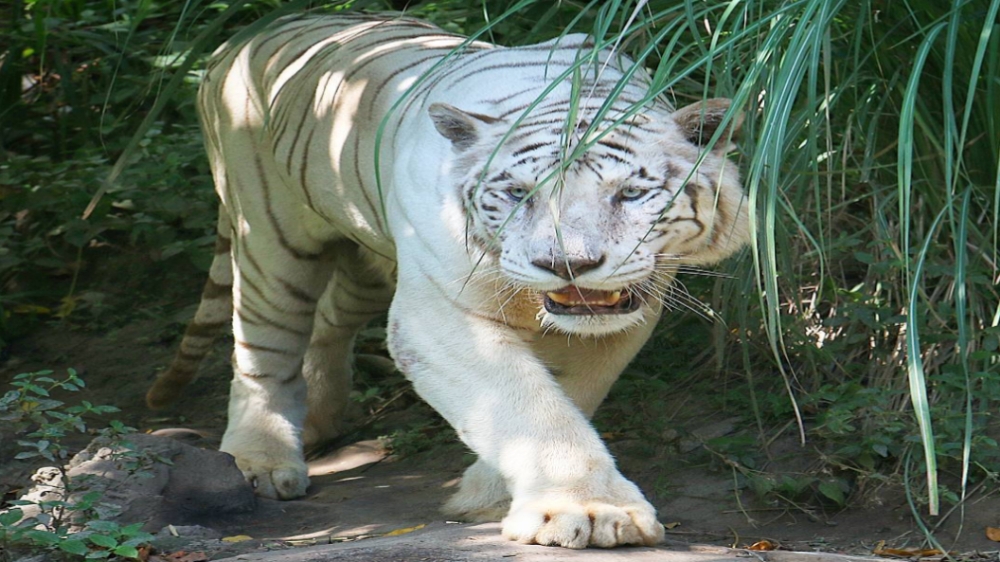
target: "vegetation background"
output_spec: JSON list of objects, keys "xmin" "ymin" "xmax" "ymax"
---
[{"xmin": 1, "ymin": 0, "xmax": 998, "ymax": 547}]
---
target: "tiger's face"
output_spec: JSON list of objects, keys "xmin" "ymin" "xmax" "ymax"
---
[{"xmin": 429, "ymin": 99, "xmax": 749, "ymax": 336}]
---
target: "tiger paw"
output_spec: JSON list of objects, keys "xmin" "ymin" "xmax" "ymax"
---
[
  {"xmin": 502, "ymin": 496, "xmax": 664, "ymax": 549},
  {"xmin": 226, "ymin": 451, "xmax": 309, "ymax": 500}
]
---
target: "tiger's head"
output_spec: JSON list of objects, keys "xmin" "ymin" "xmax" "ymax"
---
[{"xmin": 429, "ymin": 98, "xmax": 749, "ymax": 336}]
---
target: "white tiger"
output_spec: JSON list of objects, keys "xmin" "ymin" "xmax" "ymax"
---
[{"xmin": 146, "ymin": 13, "xmax": 749, "ymax": 549}]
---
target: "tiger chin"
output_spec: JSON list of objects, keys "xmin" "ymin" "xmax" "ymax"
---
[{"xmin": 145, "ymin": 13, "xmax": 749, "ymax": 550}]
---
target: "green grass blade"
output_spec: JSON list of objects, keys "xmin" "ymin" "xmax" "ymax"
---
[{"xmin": 898, "ymin": 19, "xmax": 947, "ymax": 518}]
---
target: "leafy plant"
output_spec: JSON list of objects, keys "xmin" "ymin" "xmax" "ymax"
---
[
  {"xmin": 0, "ymin": 369, "xmax": 154, "ymax": 561},
  {"xmin": 383, "ymin": 421, "xmax": 456, "ymax": 458}
]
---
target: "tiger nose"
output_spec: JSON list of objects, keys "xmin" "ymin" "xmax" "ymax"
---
[{"xmin": 531, "ymin": 255, "xmax": 606, "ymax": 280}]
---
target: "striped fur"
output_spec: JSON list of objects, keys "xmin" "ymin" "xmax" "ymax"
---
[{"xmin": 146, "ymin": 14, "xmax": 748, "ymax": 549}]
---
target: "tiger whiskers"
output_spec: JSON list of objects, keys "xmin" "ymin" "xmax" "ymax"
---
[
  {"xmin": 445, "ymin": 265, "xmax": 506, "ymax": 290},
  {"xmin": 653, "ymin": 254, "xmax": 735, "ymax": 279},
  {"xmin": 635, "ymin": 273, "xmax": 718, "ymax": 323},
  {"xmin": 494, "ymin": 281, "xmax": 528, "ymax": 324}
]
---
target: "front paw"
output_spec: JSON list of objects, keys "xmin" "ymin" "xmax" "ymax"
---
[
  {"xmin": 502, "ymin": 495, "xmax": 663, "ymax": 549},
  {"xmin": 224, "ymin": 449, "xmax": 309, "ymax": 499}
]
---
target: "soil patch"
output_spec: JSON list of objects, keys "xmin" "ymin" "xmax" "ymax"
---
[{"xmin": 3, "ymin": 300, "xmax": 999, "ymax": 560}]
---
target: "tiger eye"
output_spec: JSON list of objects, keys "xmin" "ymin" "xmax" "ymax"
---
[
  {"xmin": 507, "ymin": 186, "xmax": 531, "ymax": 201},
  {"xmin": 618, "ymin": 186, "xmax": 646, "ymax": 201}
]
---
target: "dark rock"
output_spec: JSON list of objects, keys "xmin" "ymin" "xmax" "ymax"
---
[{"xmin": 5, "ymin": 433, "xmax": 255, "ymax": 532}]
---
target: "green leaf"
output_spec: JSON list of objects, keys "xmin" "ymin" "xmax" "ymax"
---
[
  {"xmin": 122, "ymin": 535, "xmax": 154, "ymax": 547},
  {"xmin": 818, "ymin": 481, "xmax": 846, "ymax": 505},
  {"xmin": 24, "ymin": 529, "xmax": 62, "ymax": 545},
  {"xmin": 119, "ymin": 522, "xmax": 145, "ymax": 537},
  {"xmin": 0, "ymin": 508, "xmax": 24, "ymax": 526},
  {"xmin": 59, "ymin": 539, "xmax": 90, "ymax": 555},
  {"xmin": 24, "ymin": 384, "xmax": 49, "ymax": 397},
  {"xmin": 113, "ymin": 544, "xmax": 140, "ymax": 558},
  {"xmin": 88, "ymin": 533, "xmax": 119, "ymax": 548}
]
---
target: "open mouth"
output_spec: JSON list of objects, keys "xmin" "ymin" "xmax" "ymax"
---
[{"xmin": 544, "ymin": 285, "xmax": 641, "ymax": 315}]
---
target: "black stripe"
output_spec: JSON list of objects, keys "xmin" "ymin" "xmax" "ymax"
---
[
  {"xmin": 277, "ymin": 276, "xmax": 320, "ymax": 305},
  {"xmin": 185, "ymin": 321, "xmax": 228, "ymax": 338},
  {"xmin": 236, "ymin": 339, "xmax": 299, "ymax": 356},
  {"xmin": 511, "ymin": 142, "xmax": 548, "ymax": 158},
  {"xmin": 201, "ymin": 278, "xmax": 232, "ymax": 300},
  {"xmin": 597, "ymin": 139, "xmax": 635, "ymax": 155},
  {"xmin": 251, "ymin": 141, "xmax": 322, "ymax": 262},
  {"xmin": 236, "ymin": 304, "xmax": 310, "ymax": 336}
]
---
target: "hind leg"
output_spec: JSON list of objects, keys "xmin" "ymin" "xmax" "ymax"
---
[
  {"xmin": 146, "ymin": 211, "xmax": 234, "ymax": 409},
  {"xmin": 301, "ymin": 242, "xmax": 394, "ymax": 448},
  {"xmin": 221, "ymin": 220, "xmax": 335, "ymax": 499},
  {"xmin": 212, "ymin": 131, "xmax": 339, "ymax": 499}
]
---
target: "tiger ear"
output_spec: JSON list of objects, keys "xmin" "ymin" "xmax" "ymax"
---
[
  {"xmin": 672, "ymin": 98, "xmax": 743, "ymax": 153},
  {"xmin": 428, "ymin": 103, "xmax": 500, "ymax": 151}
]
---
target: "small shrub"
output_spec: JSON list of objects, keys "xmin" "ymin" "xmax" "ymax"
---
[{"xmin": 0, "ymin": 369, "xmax": 153, "ymax": 561}]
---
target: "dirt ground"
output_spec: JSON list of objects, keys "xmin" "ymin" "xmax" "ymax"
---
[{"xmin": 2, "ymin": 264, "xmax": 999, "ymax": 560}]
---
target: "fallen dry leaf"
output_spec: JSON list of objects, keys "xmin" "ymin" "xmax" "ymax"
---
[
  {"xmin": 873, "ymin": 541, "xmax": 945, "ymax": 558},
  {"xmin": 986, "ymin": 527, "xmax": 1000, "ymax": 542},
  {"xmin": 747, "ymin": 540, "xmax": 778, "ymax": 551},
  {"xmin": 384, "ymin": 524, "xmax": 426, "ymax": 537},
  {"xmin": 221, "ymin": 534, "xmax": 253, "ymax": 543},
  {"xmin": 664, "ymin": 521, "xmax": 681, "ymax": 530}
]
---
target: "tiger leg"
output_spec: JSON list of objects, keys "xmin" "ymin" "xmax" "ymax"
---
[
  {"xmin": 537, "ymin": 314, "xmax": 660, "ymax": 418},
  {"xmin": 301, "ymin": 243, "xmax": 394, "ymax": 448},
  {"xmin": 220, "ymin": 202, "xmax": 336, "ymax": 499},
  {"xmin": 390, "ymin": 288, "xmax": 663, "ymax": 548},
  {"xmin": 146, "ymin": 211, "xmax": 234, "ymax": 409},
  {"xmin": 443, "ymin": 312, "xmax": 660, "ymax": 526}
]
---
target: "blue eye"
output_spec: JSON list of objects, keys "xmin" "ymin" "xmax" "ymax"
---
[
  {"xmin": 507, "ymin": 186, "xmax": 531, "ymax": 201},
  {"xmin": 619, "ymin": 186, "xmax": 646, "ymax": 201}
]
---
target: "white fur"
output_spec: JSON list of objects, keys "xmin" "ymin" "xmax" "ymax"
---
[{"xmin": 198, "ymin": 14, "xmax": 749, "ymax": 548}]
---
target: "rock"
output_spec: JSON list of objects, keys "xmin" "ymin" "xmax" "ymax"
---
[
  {"xmin": 149, "ymin": 427, "xmax": 216, "ymax": 446},
  {"xmin": 155, "ymin": 524, "xmax": 224, "ymax": 540},
  {"xmin": 151, "ymin": 523, "xmax": 226, "ymax": 553},
  {"xmin": 4, "ymin": 433, "xmax": 255, "ymax": 532}
]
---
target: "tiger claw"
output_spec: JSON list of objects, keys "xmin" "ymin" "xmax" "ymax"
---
[{"xmin": 229, "ymin": 454, "xmax": 309, "ymax": 499}]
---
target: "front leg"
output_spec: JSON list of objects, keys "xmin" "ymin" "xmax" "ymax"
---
[
  {"xmin": 388, "ymin": 285, "xmax": 663, "ymax": 549},
  {"xmin": 443, "ymin": 317, "xmax": 660, "ymax": 523}
]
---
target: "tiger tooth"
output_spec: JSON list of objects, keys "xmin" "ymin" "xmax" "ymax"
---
[
  {"xmin": 547, "ymin": 291, "xmax": 573, "ymax": 305},
  {"xmin": 547, "ymin": 289, "xmax": 624, "ymax": 307}
]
